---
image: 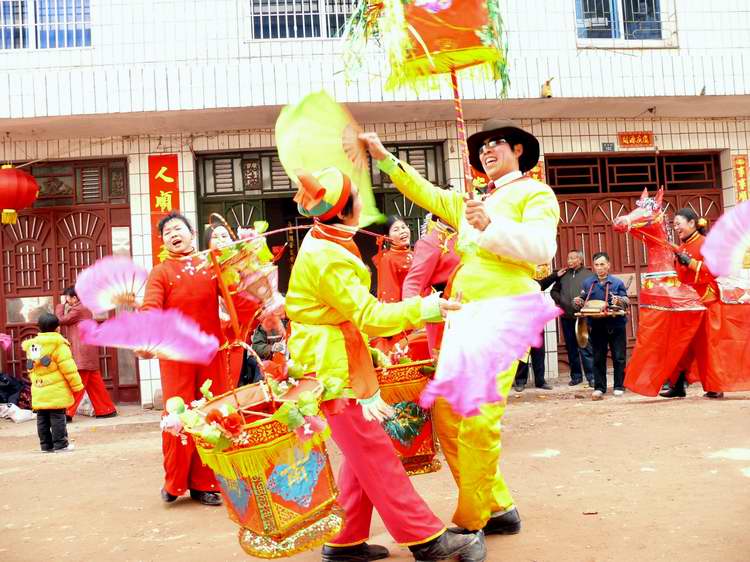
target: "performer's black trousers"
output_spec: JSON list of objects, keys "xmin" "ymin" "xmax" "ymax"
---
[
  {"xmin": 514, "ymin": 332, "xmax": 546, "ymax": 387},
  {"xmin": 588, "ymin": 321, "xmax": 627, "ymax": 393}
]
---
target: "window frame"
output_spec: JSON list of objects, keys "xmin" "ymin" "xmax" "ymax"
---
[
  {"xmin": 0, "ymin": 0, "xmax": 92, "ymax": 51},
  {"xmin": 243, "ymin": 0, "xmax": 355, "ymax": 42},
  {"xmin": 574, "ymin": 0, "xmax": 678, "ymax": 50}
]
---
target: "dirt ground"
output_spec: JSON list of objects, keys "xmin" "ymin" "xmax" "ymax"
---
[{"xmin": 2, "ymin": 385, "xmax": 750, "ymax": 562}]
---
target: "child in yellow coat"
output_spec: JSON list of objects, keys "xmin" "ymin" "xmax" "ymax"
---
[{"xmin": 22, "ymin": 312, "xmax": 83, "ymax": 453}]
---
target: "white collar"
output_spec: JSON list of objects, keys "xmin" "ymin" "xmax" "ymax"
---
[{"xmin": 490, "ymin": 170, "xmax": 523, "ymax": 189}]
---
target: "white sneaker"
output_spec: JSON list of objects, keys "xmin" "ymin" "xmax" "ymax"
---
[
  {"xmin": 55, "ymin": 443, "xmax": 75, "ymax": 453},
  {"xmin": 591, "ymin": 390, "xmax": 604, "ymax": 401},
  {"xmin": 613, "ymin": 389, "xmax": 624, "ymax": 396}
]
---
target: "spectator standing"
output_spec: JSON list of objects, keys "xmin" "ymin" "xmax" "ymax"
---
[
  {"xmin": 56, "ymin": 287, "xmax": 117, "ymax": 421},
  {"xmin": 513, "ymin": 268, "xmax": 556, "ymax": 391},
  {"xmin": 22, "ymin": 313, "xmax": 83, "ymax": 452},
  {"xmin": 549, "ymin": 251, "xmax": 595, "ymax": 387},
  {"xmin": 574, "ymin": 252, "xmax": 629, "ymax": 400}
]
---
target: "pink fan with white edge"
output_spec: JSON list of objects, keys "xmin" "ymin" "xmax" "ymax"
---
[
  {"xmin": 75, "ymin": 256, "xmax": 149, "ymax": 314},
  {"xmin": 0, "ymin": 333, "xmax": 11, "ymax": 351},
  {"xmin": 79, "ymin": 309, "xmax": 219, "ymax": 365},
  {"xmin": 420, "ymin": 293, "xmax": 562, "ymax": 417},
  {"xmin": 703, "ymin": 200, "xmax": 750, "ymax": 277}
]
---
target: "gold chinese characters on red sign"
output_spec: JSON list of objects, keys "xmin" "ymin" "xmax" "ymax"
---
[
  {"xmin": 733, "ymin": 155, "xmax": 748, "ymax": 203},
  {"xmin": 148, "ymin": 154, "xmax": 181, "ymax": 265},
  {"xmin": 617, "ymin": 131, "xmax": 654, "ymax": 148}
]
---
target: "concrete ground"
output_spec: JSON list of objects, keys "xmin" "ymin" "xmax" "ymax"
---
[{"xmin": 2, "ymin": 384, "xmax": 749, "ymax": 562}]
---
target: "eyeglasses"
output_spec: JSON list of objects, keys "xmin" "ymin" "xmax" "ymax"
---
[{"xmin": 479, "ymin": 138, "xmax": 508, "ymax": 156}]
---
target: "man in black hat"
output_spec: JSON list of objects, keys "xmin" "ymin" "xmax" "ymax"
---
[{"xmin": 360, "ymin": 120, "xmax": 559, "ymax": 540}]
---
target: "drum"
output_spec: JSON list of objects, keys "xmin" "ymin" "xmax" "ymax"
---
[
  {"xmin": 376, "ymin": 359, "xmax": 441, "ymax": 476},
  {"xmin": 575, "ymin": 300, "xmax": 626, "ymax": 347},
  {"xmin": 193, "ymin": 380, "xmax": 343, "ymax": 558}
]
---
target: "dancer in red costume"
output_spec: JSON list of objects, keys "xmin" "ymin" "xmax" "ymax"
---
[
  {"xmin": 204, "ymin": 222, "xmax": 255, "ymax": 389},
  {"xmin": 374, "ymin": 216, "xmax": 413, "ymax": 303},
  {"xmin": 613, "ymin": 193, "xmax": 750, "ymax": 398},
  {"xmin": 402, "ymin": 214, "xmax": 460, "ymax": 357},
  {"xmin": 142, "ymin": 212, "xmax": 259, "ymax": 506},
  {"xmin": 56, "ymin": 287, "xmax": 117, "ymax": 421}
]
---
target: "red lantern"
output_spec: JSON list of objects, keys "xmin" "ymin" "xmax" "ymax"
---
[{"xmin": 0, "ymin": 164, "xmax": 39, "ymax": 224}]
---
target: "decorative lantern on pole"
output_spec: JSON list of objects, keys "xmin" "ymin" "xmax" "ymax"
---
[{"xmin": 0, "ymin": 164, "xmax": 39, "ymax": 224}]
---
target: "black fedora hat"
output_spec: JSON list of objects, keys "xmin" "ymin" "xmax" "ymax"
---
[{"xmin": 467, "ymin": 119, "xmax": 540, "ymax": 174}]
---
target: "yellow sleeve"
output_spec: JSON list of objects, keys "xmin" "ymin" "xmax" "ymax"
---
[
  {"xmin": 54, "ymin": 344, "xmax": 84, "ymax": 393},
  {"xmin": 477, "ymin": 186, "xmax": 560, "ymax": 264},
  {"xmin": 378, "ymin": 155, "xmax": 464, "ymax": 230},
  {"xmin": 318, "ymin": 257, "xmax": 441, "ymax": 337}
]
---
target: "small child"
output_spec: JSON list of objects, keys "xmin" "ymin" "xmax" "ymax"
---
[{"xmin": 22, "ymin": 313, "xmax": 84, "ymax": 453}]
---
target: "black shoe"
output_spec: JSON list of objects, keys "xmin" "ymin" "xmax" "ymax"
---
[
  {"xmin": 513, "ymin": 384, "xmax": 525, "ymax": 392},
  {"xmin": 96, "ymin": 411, "xmax": 118, "ymax": 419},
  {"xmin": 659, "ymin": 387, "xmax": 686, "ymax": 398},
  {"xmin": 535, "ymin": 383, "xmax": 553, "ymax": 390},
  {"xmin": 189, "ymin": 490, "xmax": 222, "ymax": 506},
  {"xmin": 160, "ymin": 488, "xmax": 178, "ymax": 503},
  {"xmin": 483, "ymin": 507, "xmax": 521, "ymax": 536},
  {"xmin": 321, "ymin": 543, "xmax": 389, "ymax": 562},
  {"xmin": 704, "ymin": 391, "xmax": 724, "ymax": 399},
  {"xmin": 409, "ymin": 530, "xmax": 482, "ymax": 562},
  {"xmin": 568, "ymin": 380, "xmax": 582, "ymax": 386}
]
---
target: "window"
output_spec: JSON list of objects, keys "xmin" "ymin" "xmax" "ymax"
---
[
  {"xmin": 0, "ymin": 0, "xmax": 91, "ymax": 50},
  {"xmin": 575, "ymin": 0, "xmax": 676, "ymax": 46},
  {"xmin": 248, "ymin": 0, "xmax": 355, "ymax": 40}
]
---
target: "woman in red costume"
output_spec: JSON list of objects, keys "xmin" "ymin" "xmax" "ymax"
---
[
  {"xmin": 374, "ymin": 216, "xmax": 413, "ymax": 303},
  {"xmin": 204, "ymin": 222, "xmax": 256, "ymax": 389},
  {"xmin": 402, "ymin": 214, "xmax": 460, "ymax": 357},
  {"xmin": 662, "ymin": 208, "xmax": 731, "ymax": 399},
  {"xmin": 142, "ymin": 212, "xmax": 259, "ymax": 506}
]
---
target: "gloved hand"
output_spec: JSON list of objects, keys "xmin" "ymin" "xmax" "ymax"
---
[
  {"xmin": 675, "ymin": 252, "xmax": 692, "ymax": 266},
  {"xmin": 357, "ymin": 390, "xmax": 395, "ymax": 423}
]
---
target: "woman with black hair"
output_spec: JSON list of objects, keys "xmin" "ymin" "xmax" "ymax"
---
[
  {"xmin": 662, "ymin": 208, "xmax": 733, "ymax": 398},
  {"xmin": 373, "ymin": 215, "xmax": 413, "ymax": 303}
]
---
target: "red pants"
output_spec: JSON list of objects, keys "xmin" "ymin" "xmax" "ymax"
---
[
  {"xmin": 160, "ymin": 354, "xmax": 229, "ymax": 496},
  {"xmin": 324, "ymin": 400, "xmax": 445, "ymax": 546},
  {"xmin": 66, "ymin": 370, "xmax": 117, "ymax": 418}
]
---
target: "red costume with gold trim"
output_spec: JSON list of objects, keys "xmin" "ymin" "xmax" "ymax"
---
[
  {"xmin": 142, "ymin": 253, "xmax": 259, "ymax": 497},
  {"xmin": 673, "ymin": 232, "xmax": 750, "ymax": 392}
]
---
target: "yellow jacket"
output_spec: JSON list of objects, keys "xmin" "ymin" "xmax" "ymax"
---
[
  {"xmin": 378, "ymin": 156, "xmax": 560, "ymax": 301},
  {"xmin": 22, "ymin": 332, "xmax": 83, "ymax": 410},
  {"xmin": 286, "ymin": 234, "xmax": 440, "ymax": 397}
]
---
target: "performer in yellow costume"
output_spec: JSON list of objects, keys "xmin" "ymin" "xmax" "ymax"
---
[{"xmin": 360, "ymin": 120, "xmax": 560, "ymax": 534}]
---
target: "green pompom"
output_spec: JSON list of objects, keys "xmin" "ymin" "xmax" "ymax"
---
[{"xmin": 165, "ymin": 396, "xmax": 185, "ymax": 415}]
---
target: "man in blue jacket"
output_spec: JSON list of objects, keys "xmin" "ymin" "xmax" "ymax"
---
[{"xmin": 574, "ymin": 252, "xmax": 629, "ymax": 400}]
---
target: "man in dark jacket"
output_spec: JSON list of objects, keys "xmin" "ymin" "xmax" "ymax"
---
[
  {"xmin": 548, "ymin": 251, "xmax": 595, "ymax": 386},
  {"xmin": 513, "ymin": 269, "xmax": 556, "ymax": 391}
]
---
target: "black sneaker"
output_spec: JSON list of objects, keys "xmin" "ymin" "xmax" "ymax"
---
[
  {"xmin": 513, "ymin": 384, "xmax": 525, "ymax": 393},
  {"xmin": 568, "ymin": 380, "xmax": 582, "ymax": 386},
  {"xmin": 483, "ymin": 507, "xmax": 521, "ymax": 535},
  {"xmin": 321, "ymin": 543, "xmax": 389, "ymax": 562},
  {"xmin": 160, "ymin": 488, "xmax": 178, "ymax": 503},
  {"xmin": 409, "ymin": 530, "xmax": 483, "ymax": 562},
  {"xmin": 189, "ymin": 490, "xmax": 222, "ymax": 506},
  {"xmin": 96, "ymin": 411, "xmax": 118, "ymax": 419},
  {"xmin": 704, "ymin": 391, "xmax": 724, "ymax": 399},
  {"xmin": 536, "ymin": 383, "xmax": 553, "ymax": 390}
]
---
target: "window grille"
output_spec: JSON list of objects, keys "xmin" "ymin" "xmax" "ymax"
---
[
  {"xmin": 248, "ymin": 0, "xmax": 355, "ymax": 40},
  {"xmin": 0, "ymin": 0, "xmax": 91, "ymax": 50}
]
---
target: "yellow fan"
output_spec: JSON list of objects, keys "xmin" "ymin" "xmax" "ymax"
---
[{"xmin": 275, "ymin": 91, "xmax": 384, "ymax": 227}]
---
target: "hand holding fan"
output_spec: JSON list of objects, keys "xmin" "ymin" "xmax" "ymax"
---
[
  {"xmin": 703, "ymin": 200, "xmax": 750, "ymax": 276},
  {"xmin": 420, "ymin": 293, "xmax": 561, "ymax": 417},
  {"xmin": 79, "ymin": 309, "xmax": 219, "ymax": 366},
  {"xmin": 75, "ymin": 256, "xmax": 149, "ymax": 314},
  {"xmin": 275, "ymin": 91, "xmax": 384, "ymax": 227}
]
